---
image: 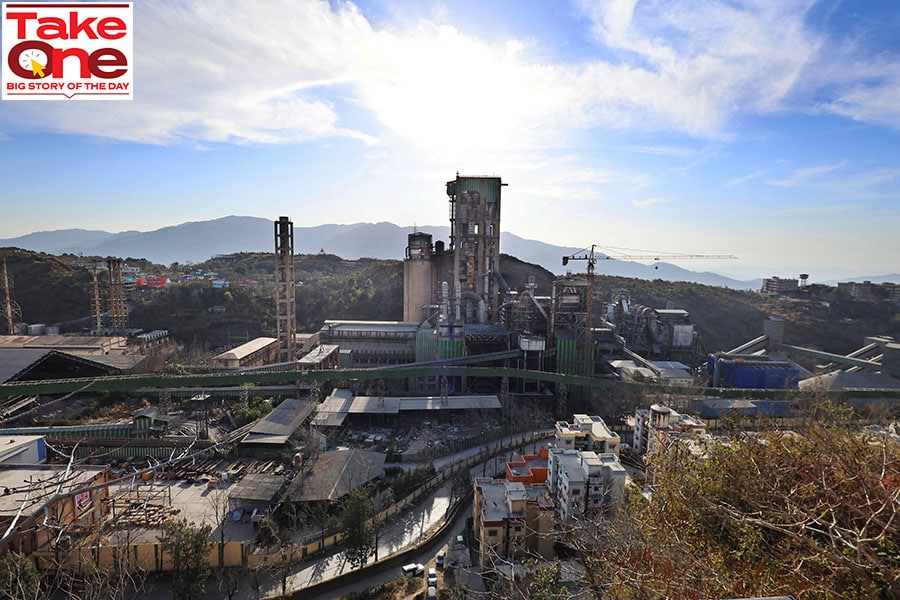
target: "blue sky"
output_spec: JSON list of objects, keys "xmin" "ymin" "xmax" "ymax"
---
[{"xmin": 1, "ymin": 0, "xmax": 898, "ymax": 280}]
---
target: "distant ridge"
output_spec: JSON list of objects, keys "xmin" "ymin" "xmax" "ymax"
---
[{"xmin": 0, "ymin": 215, "xmax": 851, "ymax": 290}]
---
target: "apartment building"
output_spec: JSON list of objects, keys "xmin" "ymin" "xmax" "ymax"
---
[
  {"xmin": 633, "ymin": 404, "xmax": 706, "ymax": 457},
  {"xmin": 547, "ymin": 448, "xmax": 626, "ymax": 521},
  {"xmin": 473, "ymin": 448, "xmax": 555, "ymax": 568},
  {"xmin": 554, "ymin": 414, "xmax": 620, "ymax": 456}
]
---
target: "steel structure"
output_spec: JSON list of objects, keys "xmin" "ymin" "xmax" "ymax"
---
[
  {"xmin": 1, "ymin": 259, "xmax": 21, "ymax": 336},
  {"xmin": 274, "ymin": 216, "xmax": 297, "ymax": 362},
  {"xmin": 446, "ymin": 175, "xmax": 505, "ymax": 321},
  {"xmin": 106, "ymin": 257, "xmax": 127, "ymax": 333}
]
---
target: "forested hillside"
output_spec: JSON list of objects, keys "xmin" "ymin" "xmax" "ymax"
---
[{"xmin": 2, "ymin": 248, "xmax": 896, "ymax": 358}]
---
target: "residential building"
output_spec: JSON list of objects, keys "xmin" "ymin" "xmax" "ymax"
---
[
  {"xmin": 633, "ymin": 403, "xmax": 706, "ymax": 457},
  {"xmin": 554, "ymin": 414, "xmax": 620, "ymax": 456},
  {"xmin": 473, "ymin": 478, "xmax": 528, "ymax": 568},
  {"xmin": 760, "ymin": 276, "xmax": 799, "ymax": 295},
  {"xmin": 473, "ymin": 448, "xmax": 555, "ymax": 568},
  {"xmin": 547, "ymin": 448, "xmax": 625, "ymax": 521}
]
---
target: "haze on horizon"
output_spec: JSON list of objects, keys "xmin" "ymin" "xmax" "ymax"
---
[{"xmin": 1, "ymin": 0, "xmax": 898, "ymax": 281}]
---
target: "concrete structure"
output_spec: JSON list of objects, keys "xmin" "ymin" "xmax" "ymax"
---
[
  {"xmin": 547, "ymin": 448, "xmax": 625, "ymax": 521},
  {"xmin": 760, "ymin": 276, "xmax": 799, "ymax": 295},
  {"xmin": 473, "ymin": 478, "xmax": 527, "ymax": 567},
  {"xmin": 213, "ymin": 337, "xmax": 278, "ymax": 368},
  {"xmin": 633, "ymin": 404, "xmax": 706, "ymax": 457},
  {"xmin": 403, "ymin": 232, "xmax": 437, "ymax": 323},
  {"xmin": 554, "ymin": 414, "xmax": 620, "ymax": 456},
  {"xmin": 446, "ymin": 175, "xmax": 504, "ymax": 321},
  {"xmin": 275, "ymin": 216, "xmax": 297, "ymax": 362},
  {"xmin": 0, "ymin": 435, "xmax": 47, "ymax": 464},
  {"xmin": 298, "ymin": 344, "xmax": 341, "ymax": 370}
]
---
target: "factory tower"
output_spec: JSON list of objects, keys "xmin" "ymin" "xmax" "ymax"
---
[{"xmin": 274, "ymin": 216, "xmax": 297, "ymax": 362}]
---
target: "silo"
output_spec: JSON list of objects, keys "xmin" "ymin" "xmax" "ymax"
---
[{"xmin": 403, "ymin": 232, "xmax": 435, "ymax": 323}]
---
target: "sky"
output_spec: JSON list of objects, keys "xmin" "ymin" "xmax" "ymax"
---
[{"xmin": 1, "ymin": 0, "xmax": 898, "ymax": 281}]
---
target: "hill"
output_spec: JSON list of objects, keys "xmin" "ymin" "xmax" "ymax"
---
[
  {"xmin": 0, "ymin": 248, "xmax": 93, "ymax": 326},
  {"xmin": 0, "ymin": 216, "xmax": 760, "ymax": 289},
  {"xmin": 2, "ymin": 249, "xmax": 895, "ymax": 359}
]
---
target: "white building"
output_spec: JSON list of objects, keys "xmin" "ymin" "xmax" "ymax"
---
[
  {"xmin": 633, "ymin": 404, "xmax": 706, "ymax": 457},
  {"xmin": 554, "ymin": 414, "xmax": 620, "ymax": 456},
  {"xmin": 547, "ymin": 448, "xmax": 625, "ymax": 521}
]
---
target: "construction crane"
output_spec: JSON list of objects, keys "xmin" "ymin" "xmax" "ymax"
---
[{"xmin": 562, "ymin": 244, "xmax": 737, "ymax": 375}]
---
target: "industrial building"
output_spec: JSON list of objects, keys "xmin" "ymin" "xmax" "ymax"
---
[
  {"xmin": 312, "ymin": 388, "xmax": 501, "ymax": 428},
  {"xmin": 213, "ymin": 336, "xmax": 279, "ymax": 368}
]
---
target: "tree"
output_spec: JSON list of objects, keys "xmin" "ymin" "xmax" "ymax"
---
[
  {"xmin": 0, "ymin": 552, "xmax": 42, "ymax": 600},
  {"xmin": 569, "ymin": 405, "xmax": 900, "ymax": 599},
  {"xmin": 160, "ymin": 518, "xmax": 213, "ymax": 600},
  {"xmin": 341, "ymin": 489, "xmax": 376, "ymax": 569}
]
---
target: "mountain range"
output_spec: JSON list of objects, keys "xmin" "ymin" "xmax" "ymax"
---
[{"xmin": 2, "ymin": 216, "xmax": 894, "ymax": 290}]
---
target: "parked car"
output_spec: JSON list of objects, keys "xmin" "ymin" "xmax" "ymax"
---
[
  {"xmin": 427, "ymin": 567, "xmax": 437, "ymax": 586},
  {"xmin": 427, "ymin": 586, "xmax": 437, "ymax": 599},
  {"xmin": 456, "ymin": 534, "xmax": 465, "ymax": 547},
  {"xmin": 436, "ymin": 551, "xmax": 445, "ymax": 570},
  {"xmin": 401, "ymin": 563, "xmax": 425, "ymax": 577}
]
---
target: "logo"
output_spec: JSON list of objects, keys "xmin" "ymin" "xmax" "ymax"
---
[{"xmin": 2, "ymin": 2, "xmax": 132, "ymax": 100}]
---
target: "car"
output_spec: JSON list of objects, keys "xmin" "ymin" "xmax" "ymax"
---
[
  {"xmin": 427, "ymin": 567, "xmax": 437, "ymax": 586},
  {"xmin": 427, "ymin": 586, "xmax": 437, "ymax": 599},
  {"xmin": 456, "ymin": 534, "xmax": 465, "ymax": 547},
  {"xmin": 401, "ymin": 563, "xmax": 425, "ymax": 577},
  {"xmin": 436, "ymin": 551, "xmax": 445, "ymax": 570}
]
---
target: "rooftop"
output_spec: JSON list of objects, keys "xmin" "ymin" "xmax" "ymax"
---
[
  {"xmin": 313, "ymin": 389, "xmax": 501, "ymax": 426},
  {"xmin": 214, "ymin": 337, "xmax": 278, "ymax": 361},
  {"xmin": 241, "ymin": 398, "xmax": 314, "ymax": 446},
  {"xmin": 288, "ymin": 449, "xmax": 385, "ymax": 502}
]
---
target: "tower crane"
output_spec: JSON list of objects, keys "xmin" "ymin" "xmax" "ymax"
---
[{"xmin": 562, "ymin": 244, "xmax": 737, "ymax": 375}]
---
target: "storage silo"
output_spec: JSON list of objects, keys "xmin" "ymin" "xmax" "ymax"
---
[{"xmin": 403, "ymin": 232, "xmax": 435, "ymax": 323}]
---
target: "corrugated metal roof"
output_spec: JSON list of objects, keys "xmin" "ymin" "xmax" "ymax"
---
[
  {"xmin": 288, "ymin": 449, "xmax": 385, "ymax": 502},
  {"xmin": 0, "ymin": 348, "xmax": 52, "ymax": 383},
  {"xmin": 312, "ymin": 390, "xmax": 500, "ymax": 421},
  {"xmin": 0, "ymin": 335, "xmax": 126, "ymax": 351},
  {"xmin": 241, "ymin": 398, "xmax": 313, "ymax": 445},
  {"xmin": 214, "ymin": 337, "xmax": 277, "ymax": 361},
  {"xmin": 228, "ymin": 473, "xmax": 284, "ymax": 504}
]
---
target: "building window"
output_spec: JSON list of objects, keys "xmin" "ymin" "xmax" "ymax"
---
[
  {"xmin": 514, "ymin": 526, "xmax": 522, "ymax": 532},
  {"xmin": 488, "ymin": 529, "xmax": 498, "ymax": 537}
]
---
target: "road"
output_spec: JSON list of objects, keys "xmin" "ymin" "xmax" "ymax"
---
[{"xmin": 142, "ymin": 434, "xmax": 551, "ymax": 599}]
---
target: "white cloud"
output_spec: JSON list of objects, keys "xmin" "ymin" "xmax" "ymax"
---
[
  {"xmin": 631, "ymin": 197, "xmax": 665, "ymax": 208},
  {"xmin": 767, "ymin": 161, "xmax": 846, "ymax": 187},
  {"xmin": 2, "ymin": 0, "xmax": 899, "ymax": 151}
]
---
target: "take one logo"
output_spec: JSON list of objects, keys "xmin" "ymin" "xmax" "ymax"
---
[{"xmin": 2, "ymin": 2, "xmax": 133, "ymax": 100}]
